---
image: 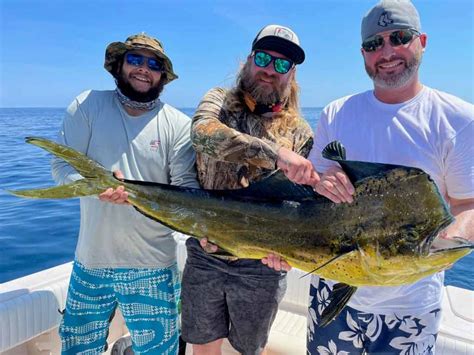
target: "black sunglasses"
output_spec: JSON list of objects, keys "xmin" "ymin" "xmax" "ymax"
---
[
  {"xmin": 253, "ymin": 50, "xmax": 294, "ymax": 74},
  {"xmin": 125, "ymin": 53, "xmax": 163, "ymax": 72},
  {"xmin": 362, "ymin": 29, "xmax": 420, "ymax": 52}
]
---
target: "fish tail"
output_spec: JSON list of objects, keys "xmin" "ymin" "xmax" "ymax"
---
[
  {"xmin": 26, "ymin": 137, "xmax": 110, "ymax": 179},
  {"xmin": 8, "ymin": 137, "xmax": 113, "ymax": 199},
  {"xmin": 8, "ymin": 179, "xmax": 101, "ymax": 199}
]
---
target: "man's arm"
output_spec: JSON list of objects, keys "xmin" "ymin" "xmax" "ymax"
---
[
  {"xmin": 192, "ymin": 88, "xmax": 319, "ymax": 185},
  {"xmin": 168, "ymin": 114, "xmax": 200, "ymax": 189},
  {"xmin": 52, "ymin": 95, "xmax": 91, "ymax": 185},
  {"xmin": 192, "ymin": 88, "xmax": 278, "ymax": 169}
]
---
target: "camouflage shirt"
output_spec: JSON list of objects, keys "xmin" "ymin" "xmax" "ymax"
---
[{"xmin": 192, "ymin": 87, "xmax": 314, "ymax": 189}]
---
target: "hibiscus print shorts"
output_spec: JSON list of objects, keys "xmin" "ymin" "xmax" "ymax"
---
[{"xmin": 307, "ymin": 277, "xmax": 441, "ymax": 355}]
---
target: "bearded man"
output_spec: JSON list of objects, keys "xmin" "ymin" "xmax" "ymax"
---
[
  {"xmin": 180, "ymin": 25, "xmax": 320, "ymax": 355},
  {"xmin": 53, "ymin": 34, "xmax": 198, "ymax": 354}
]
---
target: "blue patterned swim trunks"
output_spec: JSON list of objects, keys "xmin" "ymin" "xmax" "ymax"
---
[{"xmin": 59, "ymin": 260, "xmax": 180, "ymax": 355}]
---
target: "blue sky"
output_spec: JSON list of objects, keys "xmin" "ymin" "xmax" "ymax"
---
[{"xmin": 1, "ymin": 0, "xmax": 472, "ymax": 108}]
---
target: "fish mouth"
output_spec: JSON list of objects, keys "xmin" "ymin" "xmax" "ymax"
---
[
  {"xmin": 429, "ymin": 236, "xmax": 474, "ymax": 254},
  {"xmin": 422, "ymin": 215, "xmax": 457, "ymax": 255}
]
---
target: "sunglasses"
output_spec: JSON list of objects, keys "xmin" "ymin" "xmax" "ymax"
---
[
  {"xmin": 362, "ymin": 29, "xmax": 420, "ymax": 52},
  {"xmin": 125, "ymin": 53, "xmax": 163, "ymax": 72},
  {"xmin": 253, "ymin": 50, "xmax": 294, "ymax": 74}
]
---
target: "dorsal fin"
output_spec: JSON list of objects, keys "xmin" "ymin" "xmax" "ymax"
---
[
  {"xmin": 221, "ymin": 170, "xmax": 316, "ymax": 202},
  {"xmin": 123, "ymin": 170, "xmax": 316, "ymax": 203}
]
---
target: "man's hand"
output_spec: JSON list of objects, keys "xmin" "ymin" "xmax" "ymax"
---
[
  {"xmin": 277, "ymin": 147, "xmax": 320, "ymax": 186},
  {"xmin": 314, "ymin": 166, "xmax": 355, "ymax": 203},
  {"xmin": 200, "ymin": 238, "xmax": 219, "ymax": 253},
  {"xmin": 98, "ymin": 170, "xmax": 129, "ymax": 205},
  {"xmin": 261, "ymin": 253, "xmax": 291, "ymax": 272}
]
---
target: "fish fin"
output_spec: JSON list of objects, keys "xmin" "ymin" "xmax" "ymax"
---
[
  {"xmin": 10, "ymin": 137, "xmax": 115, "ymax": 201},
  {"xmin": 224, "ymin": 170, "xmax": 316, "ymax": 202},
  {"xmin": 8, "ymin": 179, "xmax": 99, "ymax": 199},
  {"xmin": 322, "ymin": 141, "xmax": 347, "ymax": 160},
  {"xmin": 25, "ymin": 137, "xmax": 109, "ymax": 178},
  {"xmin": 322, "ymin": 140, "xmax": 427, "ymax": 185},
  {"xmin": 320, "ymin": 283, "xmax": 357, "ymax": 327},
  {"xmin": 299, "ymin": 251, "xmax": 355, "ymax": 279},
  {"xmin": 124, "ymin": 171, "xmax": 315, "ymax": 203}
]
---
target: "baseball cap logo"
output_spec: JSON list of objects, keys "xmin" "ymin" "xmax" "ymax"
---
[
  {"xmin": 378, "ymin": 11, "xmax": 394, "ymax": 27},
  {"xmin": 274, "ymin": 27, "xmax": 294, "ymax": 41}
]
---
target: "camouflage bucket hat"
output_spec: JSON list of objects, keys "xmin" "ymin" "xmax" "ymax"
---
[{"xmin": 104, "ymin": 33, "xmax": 178, "ymax": 84}]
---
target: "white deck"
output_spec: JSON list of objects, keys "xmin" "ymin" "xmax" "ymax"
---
[{"xmin": 1, "ymin": 235, "xmax": 473, "ymax": 354}]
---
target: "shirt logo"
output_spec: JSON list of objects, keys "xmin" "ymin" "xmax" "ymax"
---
[
  {"xmin": 150, "ymin": 139, "xmax": 161, "ymax": 151},
  {"xmin": 378, "ymin": 11, "xmax": 394, "ymax": 27}
]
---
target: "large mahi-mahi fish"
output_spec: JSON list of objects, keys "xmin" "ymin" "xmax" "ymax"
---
[{"xmin": 9, "ymin": 137, "xmax": 473, "ymax": 325}]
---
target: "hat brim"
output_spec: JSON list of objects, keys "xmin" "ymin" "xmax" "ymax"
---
[
  {"xmin": 253, "ymin": 37, "xmax": 305, "ymax": 64},
  {"xmin": 104, "ymin": 42, "xmax": 178, "ymax": 84}
]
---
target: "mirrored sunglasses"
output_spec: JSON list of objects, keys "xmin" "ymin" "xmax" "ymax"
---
[
  {"xmin": 253, "ymin": 51, "xmax": 293, "ymax": 74},
  {"xmin": 362, "ymin": 29, "xmax": 420, "ymax": 52},
  {"xmin": 125, "ymin": 53, "xmax": 163, "ymax": 72}
]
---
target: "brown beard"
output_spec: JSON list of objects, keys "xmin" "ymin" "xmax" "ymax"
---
[{"xmin": 237, "ymin": 60, "xmax": 291, "ymax": 105}]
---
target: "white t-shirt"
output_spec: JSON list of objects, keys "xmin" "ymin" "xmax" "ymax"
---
[
  {"xmin": 52, "ymin": 90, "xmax": 199, "ymax": 268},
  {"xmin": 309, "ymin": 86, "xmax": 473, "ymax": 315}
]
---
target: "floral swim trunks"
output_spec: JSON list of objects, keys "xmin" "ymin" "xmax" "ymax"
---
[{"xmin": 307, "ymin": 277, "xmax": 441, "ymax": 355}]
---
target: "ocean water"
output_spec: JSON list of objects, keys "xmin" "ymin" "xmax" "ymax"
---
[{"xmin": 0, "ymin": 107, "xmax": 472, "ymax": 290}]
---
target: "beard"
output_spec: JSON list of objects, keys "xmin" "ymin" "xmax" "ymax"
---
[
  {"xmin": 116, "ymin": 71, "xmax": 164, "ymax": 102},
  {"xmin": 365, "ymin": 51, "xmax": 422, "ymax": 89},
  {"xmin": 238, "ymin": 61, "xmax": 292, "ymax": 105}
]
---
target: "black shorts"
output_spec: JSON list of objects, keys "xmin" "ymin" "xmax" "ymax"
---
[{"xmin": 181, "ymin": 238, "xmax": 287, "ymax": 355}]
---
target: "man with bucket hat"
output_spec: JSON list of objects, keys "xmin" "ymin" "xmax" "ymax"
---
[
  {"xmin": 180, "ymin": 24, "xmax": 321, "ymax": 355},
  {"xmin": 53, "ymin": 33, "xmax": 198, "ymax": 354},
  {"xmin": 307, "ymin": 1, "xmax": 474, "ymax": 353}
]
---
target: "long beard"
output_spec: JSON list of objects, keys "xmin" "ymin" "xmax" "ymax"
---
[
  {"xmin": 116, "ymin": 73, "xmax": 164, "ymax": 103},
  {"xmin": 366, "ymin": 52, "xmax": 422, "ymax": 89},
  {"xmin": 238, "ymin": 61, "xmax": 291, "ymax": 105}
]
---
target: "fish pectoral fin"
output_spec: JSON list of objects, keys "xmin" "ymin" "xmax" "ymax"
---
[
  {"xmin": 8, "ymin": 179, "xmax": 97, "ymax": 199},
  {"xmin": 322, "ymin": 141, "xmax": 347, "ymax": 161},
  {"xmin": 320, "ymin": 283, "xmax": 357, "ymax": 327},
  {"xmin": 300, "ymin": 251, "xmax": 356, "ymax": 279}
]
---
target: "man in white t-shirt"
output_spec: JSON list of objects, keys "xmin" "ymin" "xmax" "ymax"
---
[{"xmin": 307, "ymin": 1, "xmax": 473, "ymax": 353}]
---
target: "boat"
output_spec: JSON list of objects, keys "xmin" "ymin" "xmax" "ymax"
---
[{"xmin": 1, "ymin": 234, "xmax": 473, "ymax": 355}]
